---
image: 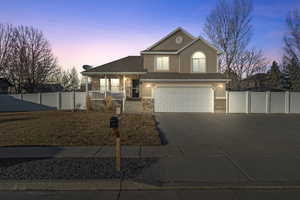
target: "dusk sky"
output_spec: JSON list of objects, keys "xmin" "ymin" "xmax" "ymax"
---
[{"xmin": 1, "ymin": 0, "xmax": 299, "ymax": 73}]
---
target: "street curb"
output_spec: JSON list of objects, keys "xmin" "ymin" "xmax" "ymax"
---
[{"xmin": 2, "ymin": 180, "xmax": 300, "ymax": 191}]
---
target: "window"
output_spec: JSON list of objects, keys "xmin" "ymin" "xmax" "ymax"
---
[
  {"xmin": 156, "ymin": 56, "xmax": 169, "ymax": 71},
  {"xmin": 192, "ymin": 52, "xmax": 206, "ymax": 73},
  {"xmin": 100, "ymin": 78, "xmax": 108, "ymax": 92},
  {"xmin": 110, "ymin": 78, "xmax": 120, "ymax": 93},
  {"xmin": 99, "ymin": 78, "xmax": 120, "ymax": 92}
]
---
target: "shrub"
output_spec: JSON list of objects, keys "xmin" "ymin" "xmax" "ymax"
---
[{"xmin": 104, "ymin": 96, "xmax": 115, "ymax": 112}]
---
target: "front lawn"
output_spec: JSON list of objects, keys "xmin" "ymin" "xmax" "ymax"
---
[{"xmin": 0, "ymin": 111, "xmax": 161, "ymax": 146}]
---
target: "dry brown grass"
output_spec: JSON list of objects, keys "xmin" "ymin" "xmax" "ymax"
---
[{"xmin": 0, "ymin": 111, "xmax": 161, "ymax": 146}]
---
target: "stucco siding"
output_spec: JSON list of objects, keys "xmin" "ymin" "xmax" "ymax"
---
[
  {"xmin": 143, "ymin": 40, "xmax": 218, "ymax": 73},
  {"xmin": 179, "ymin": 40, "xmax": 218, "ymax": 73},
  {"xmin": 151, "ymin": 30, "xmax": 194, "ymax": 51}
]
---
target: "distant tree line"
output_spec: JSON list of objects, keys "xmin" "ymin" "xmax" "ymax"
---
[{"xmin": 49, "ymin": 66, "xmax": 80, "ymax": 92}]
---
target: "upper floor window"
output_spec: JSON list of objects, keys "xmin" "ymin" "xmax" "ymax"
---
[
  {"xmin": 192, "ymin": 52, "xmax": 206, "ymax": 73},
  {"xmin": 156, "ymin": 56, "xmax": 169, "ymax": 71}
]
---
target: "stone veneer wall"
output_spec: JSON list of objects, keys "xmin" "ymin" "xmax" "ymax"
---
[
  {"xmin": 91, "ymin": 100, "xmax": 122, "ymax": 111},
  {"xmin": 142, "ymin": 98, "xmax": 154, "ymax": 113}
]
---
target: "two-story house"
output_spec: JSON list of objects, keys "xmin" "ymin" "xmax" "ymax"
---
[{"xmin": 81, "ymin": 27, "xmax": 230, "ymax": 113}]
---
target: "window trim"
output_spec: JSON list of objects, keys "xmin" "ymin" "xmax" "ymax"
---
[
  {"xmin": 191, "ymin": 51, "xmax": 206, "ymax": 73},
  {"xmin": 155, "ymin": 56, "xmax": 170, "ymax": 71}
]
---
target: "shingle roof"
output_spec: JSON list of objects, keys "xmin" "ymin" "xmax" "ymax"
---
[
  {"xmin": 82, "ymin": 56, "xmax": 146, "ymax": 74},
  {"xmin": 140, "ymin": 72, "xmax": 228, "ymax": 80}
]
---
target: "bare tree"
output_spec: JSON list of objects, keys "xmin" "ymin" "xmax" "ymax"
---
[
  {"xmin": 283, "ymin": 9, "xmax": 300, "ymax": 91},
  {"xmin": 204, "ymin": 0, "xmax": 267, "ymax": 83},
  {"xmin": 233, "ymin": 49, "xmax": 267, "ymax": 78},
  {"xmin": 69, "ymin": 67, "xmax": 79, "ymax": 90},
  {"xmin": 56, "ymin": 67, "xmax": 80, "ymax": 91},
  {"xmin": 0, "ymin": 24, "xmax": 58, "ymax": 93},
  {"xmin": 204, "ymin": 0, "xmax": 253, "ymax": 72},
  {"xmin": 284, "ymin": 9, "xmax": 300, "ymax": 64},
  {"xmin": 0, "ymin": 24, "xmax": 14, "ymax": 78}
]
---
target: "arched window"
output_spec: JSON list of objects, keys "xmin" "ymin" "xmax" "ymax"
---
[{"xmin": 192, "ymin": 52, "xmax": 206, "ymax": 72}]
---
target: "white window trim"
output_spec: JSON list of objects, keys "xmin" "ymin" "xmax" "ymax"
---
[
  {"xmin": 155, "ymin": 56, "xmax": 170, "ymax": 71},
  {"xmin": 191, "ymin": 51, "xmax": 207, "ymax": 73}
]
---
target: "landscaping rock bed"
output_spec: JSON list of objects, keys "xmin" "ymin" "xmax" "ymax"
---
[{"xmin": 0, "ymin": 158, "xmax": 158, "ymax": 180}]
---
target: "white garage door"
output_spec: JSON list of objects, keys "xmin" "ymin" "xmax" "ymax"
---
[{"xmin": 154, "ymin": 87, "xmax": 214, "ymax": 113}]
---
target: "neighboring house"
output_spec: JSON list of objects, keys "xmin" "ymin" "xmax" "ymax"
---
[
  {"xmin": 240, "ymin": 73, "xmax": 284, "ymax": 92},
  {"xmin": 36, "ymin": 83, "xmax": 64, "ymax": 93},
  {"xmin": 0, "ymin": 78, "xmax": 12, "ymax": 94},
  {"xmin": 82, "ymin": 27, "xmax": 230, "ymax": 113}
]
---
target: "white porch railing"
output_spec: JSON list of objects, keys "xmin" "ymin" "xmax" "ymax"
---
[{"xmin": 88, "ymin": 90, "xmax": 124, "ymax": 100}]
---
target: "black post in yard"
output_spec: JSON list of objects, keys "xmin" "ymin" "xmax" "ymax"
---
[{"xmin": 110, "ymin": 116, "xmax": 121, "ymax": 171}]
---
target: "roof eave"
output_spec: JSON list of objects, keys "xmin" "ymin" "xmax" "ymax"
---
[{"xmin": 140, "ymin": 79, "xmax": 231, "ymax": 82}]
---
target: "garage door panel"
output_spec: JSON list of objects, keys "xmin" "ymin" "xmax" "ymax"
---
[{"xmin": 154, "ymin": 87, "xmax": 213, "ymax": 113}]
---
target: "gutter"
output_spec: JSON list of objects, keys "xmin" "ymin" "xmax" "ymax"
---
[{"xmin": 140, "ymin": 79, "xmax": 231, "ymax": 82}]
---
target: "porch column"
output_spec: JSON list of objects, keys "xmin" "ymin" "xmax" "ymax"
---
[
  {"xmin": 108, "ymin": 78, "xmax": 111, "ymax": 91},
  {"xmin": 104, "ymin": 74, "xmax": 107, "ymax": 99},
  {"xmin": 123, "ymin": 75, "xmax": 126, "ymax": 100},
  {"xmin": 85, "ymin": 76, "xmax": 88, "ymax": 96}
]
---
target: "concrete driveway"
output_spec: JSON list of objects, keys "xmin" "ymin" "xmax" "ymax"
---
[
  {"xmin": 152, "ymin": 113, "xmax": 300, "ymax": 184},
  {"xmin": 156, "ymin": 113, "xmax": 300, "ymax": 155}
]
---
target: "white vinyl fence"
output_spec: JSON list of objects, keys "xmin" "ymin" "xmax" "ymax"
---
[
  {"xmin": 226, "ymin": 91, "xmax": 300, "ymax": 114},
  {"xmin": 0, "ymin": 92, "xmax": 86, "ymax": 112}
]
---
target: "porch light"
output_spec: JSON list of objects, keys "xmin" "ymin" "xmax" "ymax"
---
[
  {"xmin": 217, "ymin": 84, "xmax": 224, "ymax": 89},
  {"xmin": 146, "ymin": 84, "xmax": 152, "ymax": 88}
]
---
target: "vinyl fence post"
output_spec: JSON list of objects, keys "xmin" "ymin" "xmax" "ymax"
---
[
  {"xmin": 73, "ymin": 91, "xmax": 76, "ymax": 111},
  {"xmin": 212, "ymin": 88, "xmax": 215, "ymax": 113},
  {"xmin": 266, "ymin": 91, "xmax": 270, "ymax": 114},
  {"xmin": 38, "ymin": 93, "xmax": 42, "ymax": 104},
  {"xmin": 285, "ymin": 91, "xmax": 290, "ymax": 114},
  {"xmin": 246, "ymin": 91, "xmax": 250, "ymax": 114},
  {"xmin": 57, "ymin": 92, "xmax": 61, "ymax": 110},
  {"xmin": 226, "ymin": 91, "xmax": 229, "ymax": 114}
]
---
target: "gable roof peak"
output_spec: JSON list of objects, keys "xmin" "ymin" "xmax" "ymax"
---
[{"xmin": 145, "ymin": 27, "xmax": 196, "ymax": 51}]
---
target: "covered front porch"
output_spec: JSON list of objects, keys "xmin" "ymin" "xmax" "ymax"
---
[{"xmin": 84, "ymin": 74, "xmax": 141, "ymax": 101}]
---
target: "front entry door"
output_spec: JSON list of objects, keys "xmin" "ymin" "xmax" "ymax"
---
[{"xmin": 132, "ymin": 80, "xmax": 140, "ymax": 98}]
